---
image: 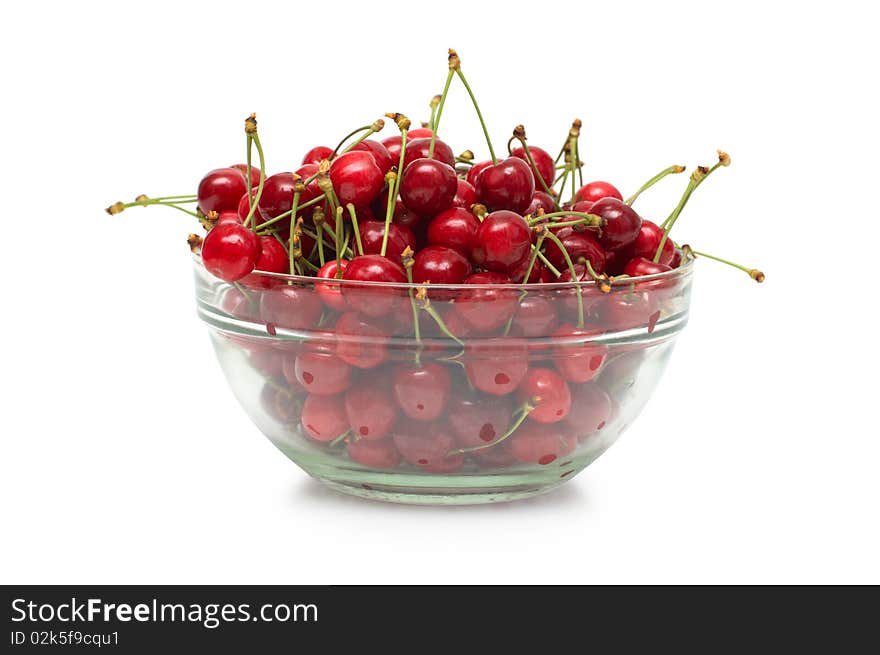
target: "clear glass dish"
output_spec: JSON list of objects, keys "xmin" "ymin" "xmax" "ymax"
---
[{"xmin": 194, "ymin": 254, "xmax": 694, "ymax": 505}]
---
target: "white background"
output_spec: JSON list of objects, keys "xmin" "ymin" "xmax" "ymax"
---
[{"xmin": 1, "ymin": 0, "xmax": 878, "ymax": 584}]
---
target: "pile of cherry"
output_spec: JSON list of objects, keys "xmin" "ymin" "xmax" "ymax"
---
[{"xmin": 108, "ymin": 50, "xmax": 761, "ymax": 474}]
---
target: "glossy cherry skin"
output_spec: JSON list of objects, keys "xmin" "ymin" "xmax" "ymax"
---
[
  {"xmin": 329, "ymin": 150, "xmax": 384, "ymax": 207},
  {"xmin": 526, "ymin": 191, "xmax": 557, "ymax": 217},
  {"xmin": 447, "ymin": 394, "xmax": 514, "ymax": 450},
  {"xmin": 507, "ymin": 252, "xmax": 550, "ymax": 283},
  {"xmin": 197, "ymin": 167, "xmax": 248, "ymax": 215},
  {"xmin": 512, "ymin": 294, "xmax": 559, "ymax": 338},
  {"xmin": 466, "ymin": 160, "xmax": 494, "ymax": 187},
  {"xmin": 392, "ymin": 420, "xmax": 464, "ymax": 472},
  {"xmin": 474, "ymin": 157, "xmax": 535, "ymax": 214},
  {"xmin": 623, "ymin": 257, "xmax": 672, "ymax": 277},
  {"xmin": 357, "ymin": 221, "xmax": 416, "ymax": 262},
  {"xmin": 240, "ymin": 236, "xmax": 289, "ymax": 289},
  {"xmin": 347, "ymin": 437, "xmax": 401, "ymax": 468},
  {"xmin": 630, "ymin": 220, "xmax": 674, "ymax": 266},
  {"xmin": 392, "ymin": 363, "xmax": 451, "ymax": 421},
  {"xmin": 256, "ymin": 167, "xmax": 322, "ymax": 230},
  {"xmin": 236, "ymin": 189, "xmax": 258, "ymax": 222},
  {"xmin": 372, "ymin": 189, "xmax": 423, "ymax": 230},
  {"xmin": 471, "ymin": 210, "xmax": 532, "ymax": 273},
  {"xmin": 301, "ymin": 145, "xmax": 333, "ymax": 166},
  {"xmin": 400, "ymin": 158, "xmax": 457, "ymax": 216},
  {"xmin": 344, "ymin": 387, "xmax": 398, "ymax": 440},
  {"xmin": 229, "ymin": 163, "xmax": 262, "ymax": 189},
  {"xmin": 509, "ymin": 422, "xmax": 576, "ymax": 465},
  {"xmin": 511, "ymin": 145, "xmax": 555, "ymax": 189},
  {"xmin": 451, "ymin": 179, "xmax": 477, "ymax": 210},
  {"xmin": 341, "ymin": 254, "xmax": 407, "ymax": 318},
  {"xmin": 517, "ymin": 368, "xmax": 571, "ymax": 423},
  {"xmin": 543, "ymin": 228, "xmax": 606, "ymax": 274},
  {"xmin": 349, "ymin": 139, "xmax": 393, "ymax": 175},
  {"xmin": 669, "ymin": 247, "xmax": 683, "ymax": 268},
  {"xmin": 600, "ymin": 290, "xmax": 658, "ymax": 333},
  {"xmin": 464, "ymin": 338, "xmax": 529, "ymax": 395},
  {"xmin": 258, "ymin": 285, "xmax": 323, "ymax": 330},
  {"xmin": 564, "ymin": 383, "xmax": 613, "ymax": 436},
  {"xmin": 333, "ymin": 311, "xmax": 389, "ymax": 369},
  {"xmin": 201, "ymin": 222, "xmax": 261, "ymax": 282},
  {"xmin": 551, "ymin": 323, "xmax": 607, "ymax": 383},
  {"xmin": 575, "ymin": 180, "xmax": 623, "ymax": 204},
  {"xmin": 301, "ymin": 393, "xmax": 349, "ymax": 442},
  {"xmin": 454, "ymin": 272, "xmax": 517, "ymax": 332},
  {"xmin": 590, "ymin": 197, "xmax": 643, "ymax": 251},
  {"xmin": 314, "ymin": 259, "xmax": 349, "ymax": 311},
  {"xmin": 292, "ymin": 352, "xmax": 352, "ymax": 395},
  {"xmin": 426, "ymin": 207, "xmax": 479, "ymax": 256},
  {"xmin": 406, "ymin": 127, "xmax": 434, "ymax": 139},
  {"xmin": 402, "ymin": 137, "xmax": 456, "ymax": 169},
  {"xmin": 380, "ymin": 135, "xmax": 403, "ymax": 162},
  {"xmin": 412, "ymin": 245, "xmax": 471, "ymax": 285}
]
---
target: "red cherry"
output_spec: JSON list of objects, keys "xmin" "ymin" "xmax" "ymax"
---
[
  {"xmin": 221, "ymin": 285, "xmax": 259, "ymax": 321},
  {"xmin": 517, "ymin": 367, "xmax": 571, "ymax": 423},
  {"xmin": 509, "ymin": 422, "xmax": 576, "ymax": 465},
  {"xmin": 466, "ymin": 160, "xmax": 493, "ymax": 187},
  {"xmin": 564, "ymin": 384, "xmax": 613, "ymax": 436},
  {"xmin": 448, "ymin": 394, "xmax": 514, "ymax": 450},
  {"xmin": 575, "ymin": 180, "xmax": 623, "ymax": 204},
  {"xmin": 590, "ymin": 197, "xmax": 643, "ymax": 251},
  {"xmin": 345, "ymin": 387, "xmax": 398, "ymax": 440},
  {"xmin": 670, "ymin": 247, "xmax": 683, "ymax": 268},
  {"xmin": 240, "ymin": 236, "xmax": 289, "ymax": 289},
  {"xmin": 464, "ymin": 338, "xmax": 529, "ymax": 395},
  {"xmin": 543, "ymin": 228, "xmax": 606, "ymax": 273},
  {"xmin": 454, "ymin": 272, "xmax": 517, "ymax": 332},
  {"xmin": 258, "ymin": 285, "xmax": 322, "ymax": 330},
  {"xmin": 229, "ymin": 163, "xmax": 261, "ymax": 189},
  {"xmin": 507, "ymin": 252, "xmax": 548, "ymax": 283},
  {"xmin": 451, "ymin": 179, "xmax": 477, "ymax": 210},
  {"xmin": 510, "ymin": 145, "xmax": 555, "ymax": 189},
  {"xmin": 392, "ymin": 420, "xmax": 463, "ymax": 472},
  {"xmin": 315, "ymin": 259, "xmax": 349, "ymax": 311},
  {"xmin": 511, "ymin": 294, "xmax": 559, "ymax": 338},
  {"xmin": 600, "ymin": 290, "xmax": 658, "ymax": 332},
  {"xmin": 347, "ymin": 437, "xmax": 401, "ymax": 468},
  {"xmin": 412, "ymin": 245, "xmax": 471, "ymax": 285},
  {"xmin": 402, "ymin": 137, "xmax": 455, "ymax": 169},
  {"xmin": 293, "ymin": 352, "xmax": 352, "ymax": 395},
  {"xmin": 237, "ymin": 189, "xmax": 258, "ymax": 222},
  {"xmin": 392, "ymin": 363, "xmax": 451, "ymax": 422},
  {"xmin": 329, "ymin": 151, "xmax": 384, "ymax": 207},
  {"xmin": 400, "ymin": 158, "xmax": 457, "ymax": 216},
  {"xmin": 197, "ymin": 167, "xmax": 248, "ymax": 215},
  {"xmin": 471, "ymin": 210, "xmax": 531, "ymax": 273},
  {"xmin": 201, "ymin": 222, "xmax": 260, "ymax": 282},
  {"xmin": 256, "ymin": 168, "xmax": 322, "ymax": 231},
  {"xmin": 406, "ymin": 127, "xmax": 434, "ymax": 139},
  {"xmin": 217, "ymin": 209, "xmax": 243, "ymax": 226},
  {"xmin": 349, "ymin": 139, "xmax": 393, "ymax": 175},
  {"xmin": 551, "ymin": 323, "xmax": 607, "ymax": 383},
  {"xmin": 380, "ymin": 135, "xmax": 403, "ymax": 162},
  {"xmin": 334, "ymin": 311, "xmax": 389, "ymax": 369},
  {"xmin": 525, "ymin": 190, "xmax": 556, "ymax": 216},
  {"xmin": 474, "ymin": 157, "xmax": 535, "ymax": 214},
  {"xmin": 341, "ymin": 254, "xmax": 407, "ymax": 318},
  {"xmin": 631, "ymin": 220, "xmax": 675, "ymax": 266},
  {"xmin": 301, "ymin": 146, "xmax": 333, "ymax": 166},
  {"xmin": 357, "ymin": 221, "xmax": 416, "ymax": 262},
  {"xmin": 426, "ymin": 207, "xmax": 480, "ymax": 256},
  {"xmin": 623, "ymin": 257, "xmax": 672, "ymax": 278},
  {"xmin": 301, "ymin": 393, "xmax": 349, "ymax": 442}
]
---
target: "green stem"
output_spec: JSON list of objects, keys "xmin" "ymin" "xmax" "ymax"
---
[
  {"xmin": 516, "ymin": 138, "xmax": 559, "ymax": 210},
  {"xmin": 448, "ymin": 402, "xmax": 534, "ymax": 455},
  {"xmin": 532, "ymin": 246, "xmax": 562, "ymax": 278},
  {"xmin": 254, "ymin": 194, "xmax": 325, "ymax": 232},
  {"xmin": 347, "ymin": 204, "xmax": 364, "ymax": 256},
  {"xmin": 404, "ymin": 263, "xmax": 423, "ymax": 367},
  {"xmin": 654, "ymin": 163, "xmax": 723, "ymax": 262},
  {"xmin": 381, "ymin": 132, "xmax": 407, "ymax": 257},
  {"xmin": 625, "ymin": 165, "xmax": 685, "ymax": 206},
  {"xmin": 315, "ymin": 223, "xmax": 326, "ymax": 266},
  {"xmin": 526, "ymin": 211, "xmax": 602, "ymax": 226},
  {"xmin": 422, "ymin": 302, "xmax": 463, "ymax": 346},
  {"xmin": 454, "ymin": 69, "xmax": 497, "ymax": 164},
  {"xmin": 429, "ymin": 69, "xmax": 455, "ymax": 159},
  {"xmin": 332, "ymin": 124, "xmax": 373, "ymax": 157},
  {"xmin": 544, "ymin": 230, "xmax": 584, "ymax": 327},
  {"xmin": 243, "ymin": 132, "xmax": 267, "ymax": 230},
  {"xmin": 287, "ymin": 192, "xmax": 301, "ymax": 274},
  {"xmin": 329, "ymin": 430, "xmax": 352, "ymax": 448},
  {"xmin": 690, "ymin": 250, "xmax": 765, "ymax": 282}
]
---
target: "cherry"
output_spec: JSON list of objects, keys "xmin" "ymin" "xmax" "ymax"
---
[
  {"xmin": 402, "ymin": 137, "xmax": 455, "ymax": 169},
  {"xmin": 344, "ymin": 387, "xmax": 398, "ymax": 440},
  {"xmin": 301, "ymin": 393, "xmax": 349, "ymax": 442},
  {"xmin": 466, "ymin": 159, "xmax": 493, "ymax": 187},
  {"xmin": 347, "ymin": 437, "xmax": 401, "ymax": 468},
  {"xmin": 454, "ymin": 272, "xmax": 517, "ymax": 332},
  {"xmin": 670, "ymin": 247, "xmax": 683, "ymax": 268},
  {"xmin": 464, "ymin": 338, "xmax": 529, "ymax": 395},
  {"xmin": 197, "ymin": 167, "xmax": 248, "ymax": 215},
  {"xmin": 250, "ymin": 348, "xmax": 286, "ymax": 379},
  {"xmin": 217, "ymin": 209, "xmax": 243, "ymax": 226},
  {"xmin": 564, "ymin": 383, "xmax": 613, "ymax": 436},
  {"xmin": 590, "ymin": 197, "xmax": 642, "ymax": 251},
  {"xmin": 392, "ymin": 420, "xmax": 463, "ymax": 471},
  {"xmin": 526, "ymin": 190, "xmax": 556, "ymax": 216},
  {"xmin": 630, "ymin": 219, "xmax": 675, "ymax": 266},
  {"xmin": 551, "ymin": 323, "xmax": 607, "ymax": 383},
  {"xmin": 201, "ymin": 222, "xmax": 261, "ymax": 282},
  {"xmin": 229, "ymin": 163, "xmax": 262, "ymax": 189},
  {"xmin": 392, "ymin": 363, "xmax": 451, "ymax": 421},
  {"xmin": 517, "ymin": 367, "xmax": 571, "ymax": 423},
  {"xmin": 447, "ymin": 394, "xmax": 514, "ymax": 450},
  {"xmin": 301, "ymin": 146, "xmax": 333, "ymax": 166},
  {"xmin": 292, "ymin": 351, "xmax": 352, "ymax": 395},
  {"xmin": 511, "ymin": 294, "xmax": 559, "ymax": 338},
  {"xmin": 315, "ymin": 259, "xmax": 349, "ymax": 311},
  {"xmin": 380, "ymin": 135, "xmax": 403, "ymax": 161},
  {"xmin": 511, "ymin": 145, "xmax": 554, "ymax": 189},
  {"xmin": 473, "ymin": 441, "xmax": 517, "ymax": 468},
  {"xmin": 507, "ymin": 252, "xmax": 549, "ymax": 283},
  {"xmin": 474, "ymin": 157, "xmax": 535, "ymax": 214},
  {"xmin": 543, "ymin": 228, "xmax": 606, "ymax": 274},
  {"xmin": 221, "ymin": 285, "xmax": 260, "ymax": 322},
  {"xmin": 451, "ymin": 179, "xmax": 477, "ymax": 210},
  {"xmin": 600, "ymin": 290, "xmax": 658, "ymax": 333},
  {"xmin": 329, "ymin": 150, "xmax": 384, "ymax": 207},
  {"xmin": 341, "ymin": 254, "xmax": 407, "ymax": 318},
  {"xmin": 256, "ymin": 168, "xmax": 321, "ymax": 231},
  {"xmin": 575, "ymin": 180, "xmax": 623, "ymax": 204},
  {"xmin": 349, "ymin": 139, "xmax": 393, "ymax": 175},
  {"xmin": 470, "ymin": 210, "xmax": 531, "ymax": 273},
  {"xmin": 406, "ymin": 127, "xmax": 434, "ymax": 138},
  {"xmin": 373, "ymin": 189, "xmax": 423, "ymax": 230},
  {"xmin": 237, "ymin": 189, "xmax": 259, "ymax": 222},
  {"xmin": 412, "ymin": 245, "xmax": 471, "ymax": 285},
  {"xmin": 400, "ymin": 158, "xmax": 457, "ymax": 216},
  {"xmin": 509, "ymin": 422, "xmax": 576, "ymax": 465},
  {"xmin": 240, "ymin": 236, "xmax": 289, "ymax": 289},
  {"xmin": 426, "ymin": 207, "xmax": 479, "ymax": 256},
  {"xmin": 357, "ymin": 221, "xmax": 416, "ymax": 262},
  {"xmin": 258, "ymin": 284, "xmax": 322, "ymax": 330},
  {"xmin": 334, "ymin": 311, "xmax": 389, "ymax": 369},
  {"xmin": 623, "ymin": 257, "xmax": 672, "ymax": 278}
]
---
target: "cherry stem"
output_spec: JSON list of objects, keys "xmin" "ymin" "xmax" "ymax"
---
[
  {"xmin": 654, "ymin": 161, "xmax": 724, "ymax": 262},
  {"xmin": 568, "ymin": 135, "xmax": 578, "ymax": 204},
  {"xmin": 454, "ymin": 68, "xmax": 497, "ymax": 164},
  {"xmin": 527, "ymin": 211, "xmax": 602, "ymax": 226},
  {"xmin": 543, "ymin": 230, "xmax": 585, "ymax": 327},
  {"xmin": 428, "ymin": 69, "xmax": 454, "ymax": 159},
  {"xmin": 255, "ymin": 194, "xmax": 326, "ymax": 232},
  {"xmin": 448, "ymin": 401, "xmax": 535, "ymax": 456},
  {"xmin": 574, "ymin": 135, "xmax": 584, "ymax": 188},
  {"xmin": 532, "ymin": 245, "xmax": 562, "ymax": 278},
  {"xmin": 329, "ymin": 429, "xmax": 352, "ymax": 448},
  {"xmin": 243, "ymin": 132, "xmax": 267, "ymax": 231},
  {"xmin": 381, "ymin": 130, "xmax": 407, "ymax": 257},
  {"xmin": 690, "ymin": 249, "xmax": 765, "ymax": 282},
  {"xmin": 403, "ymin": 252, "xmax": 423, "ymax": 366},
  {"xmin": 287, "ymin": 192, "xmax": 301, "ymax": 273},
  {"xmin": 419, "ymin": 295, "xmax": 463, "ymax": 346},
  {"xmin": 503, "ymin": 231, "xmax": 547, "ymax": 335},
  {"xmin": 625, "ymin": 165, "xmax": 686, "ymax": 206},
  {"xmin": 346, "ymin": 204, "xmax": 364, "ymax": 256},
  {"xmin": 515, "ymin": 135, "xmax": 560, "ymax": 210},
  {"xmin": 334, "ymin": 207, "xmax": 343, "ymax": 263},
  {"xmin": 315, "ymin": 224, "xmax": 326, "ymax": 266},
  {"xmin": 112, "ymin": 198, "xmax": 201, "ymax": 218},
  {"xmin": 332, "ymin": 124, "xmax": 373, "ymax": 157}
]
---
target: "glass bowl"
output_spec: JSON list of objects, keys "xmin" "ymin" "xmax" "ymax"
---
[{"xmin": 193, "ymin": 254, "xmax": 694, "ymax": 505}]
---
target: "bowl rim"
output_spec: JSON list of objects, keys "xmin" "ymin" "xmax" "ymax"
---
[{"xmin": 193, "ymin": 251, "xmax": 694, "ymax": 291}]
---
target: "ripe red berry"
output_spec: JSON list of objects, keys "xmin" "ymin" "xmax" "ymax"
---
[
  {"xmin": 341, "ymin": 254, "xmax": 407, "ymax": 318},
  {"xmin": 344, "ymin": 387, "xmax": 398, "ymax": 440},
  {"xmin": 402, "ymin": 137, "xmax": 455, "ymax": 169},
  {"xmin": 454, "ymin": 272, "xmax": 517, "ymax": 332},
  {"xmin": 474, "ymin": 157, "xmax": 535, "ymax": 214},
  {"xmin": 392, "ymin": 363, "xmax": 452, "ymax": 422},
  {"xmin": 357, "ymin": 221, "xmax": 416, "ymax": 262},
  {"xmin": 509, "ymin": 422, "xmax": 576, "ymax": 465},
  {"xmin": 451, "ymin": 179, "xmax": 477, "ymax": 210},
  {"xmin": 426, "ymin": 207, "xmax": 479, "ymax": 256},
  {"xmin": 564, "ymin": 384, "xmax": 613, "ymax": 436},
  {"xmin": 464, "ymin": 338, "xmax": 529, "ymax": 395},
  {"xmin": 552, "ymin": 323, "xmax": 607, "ymax": 383},
  {"xmin": 517, "ymin": 367, "xmax": 572, "ymax": 423},
  {"xmin": 201, "ymin": 222, "xmax": 261, "ymax": 282},
  {"xmin": 471, "ymin": 210, "xmax": 532, "ymax": 273},
  {"xmin": 293, "ymin": 352, "xmax": 352, "ymax": 395},
  {"xmin": 347, "ymin": 437, "xmax": 401, "ymax": 468},
  {"xmin": 301, "ymin": 393, "xmax": 349, "ymax": 442},
  {"xmin": 575, "ymin": 180, "xmax": 623, "ymax": 204},
  {"xmin": 301, "ymin": 146, "xmax": 333, "ymax": 165},
  {"xmin": 510, "ymin": 145, "xmax": 555, "ymax": 189},
  {"xmin": 240, "ymin": 235, "xmax": 289, "ymax": 288},
  {"xmin": 334, "ymin": 312, "xmax": 389, "ymax": 369},
  {"xmin": 197, "ymin": 167, "xmax": 248, "ymax": 215},
  {"xmin": 315, "ymin": 259, "xmax": 349, "ymax": 311},
  {"xmin": 349, "ymin": 139, "xmax": 393, "ymax": 175},
  {"xmin": 329, "ymin": 150, "xmax": 384, "ymax": 207},
  {"xmin": 590, "ymin": 197, "xmax": 643, "ymax": 251},
  {"xmin": 412, "ymin": 245, "xmax": 472, "ymax": 285},
  {"xmin": 400, "ymin": 158, "xmax": 457, "ymax": 216}
]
